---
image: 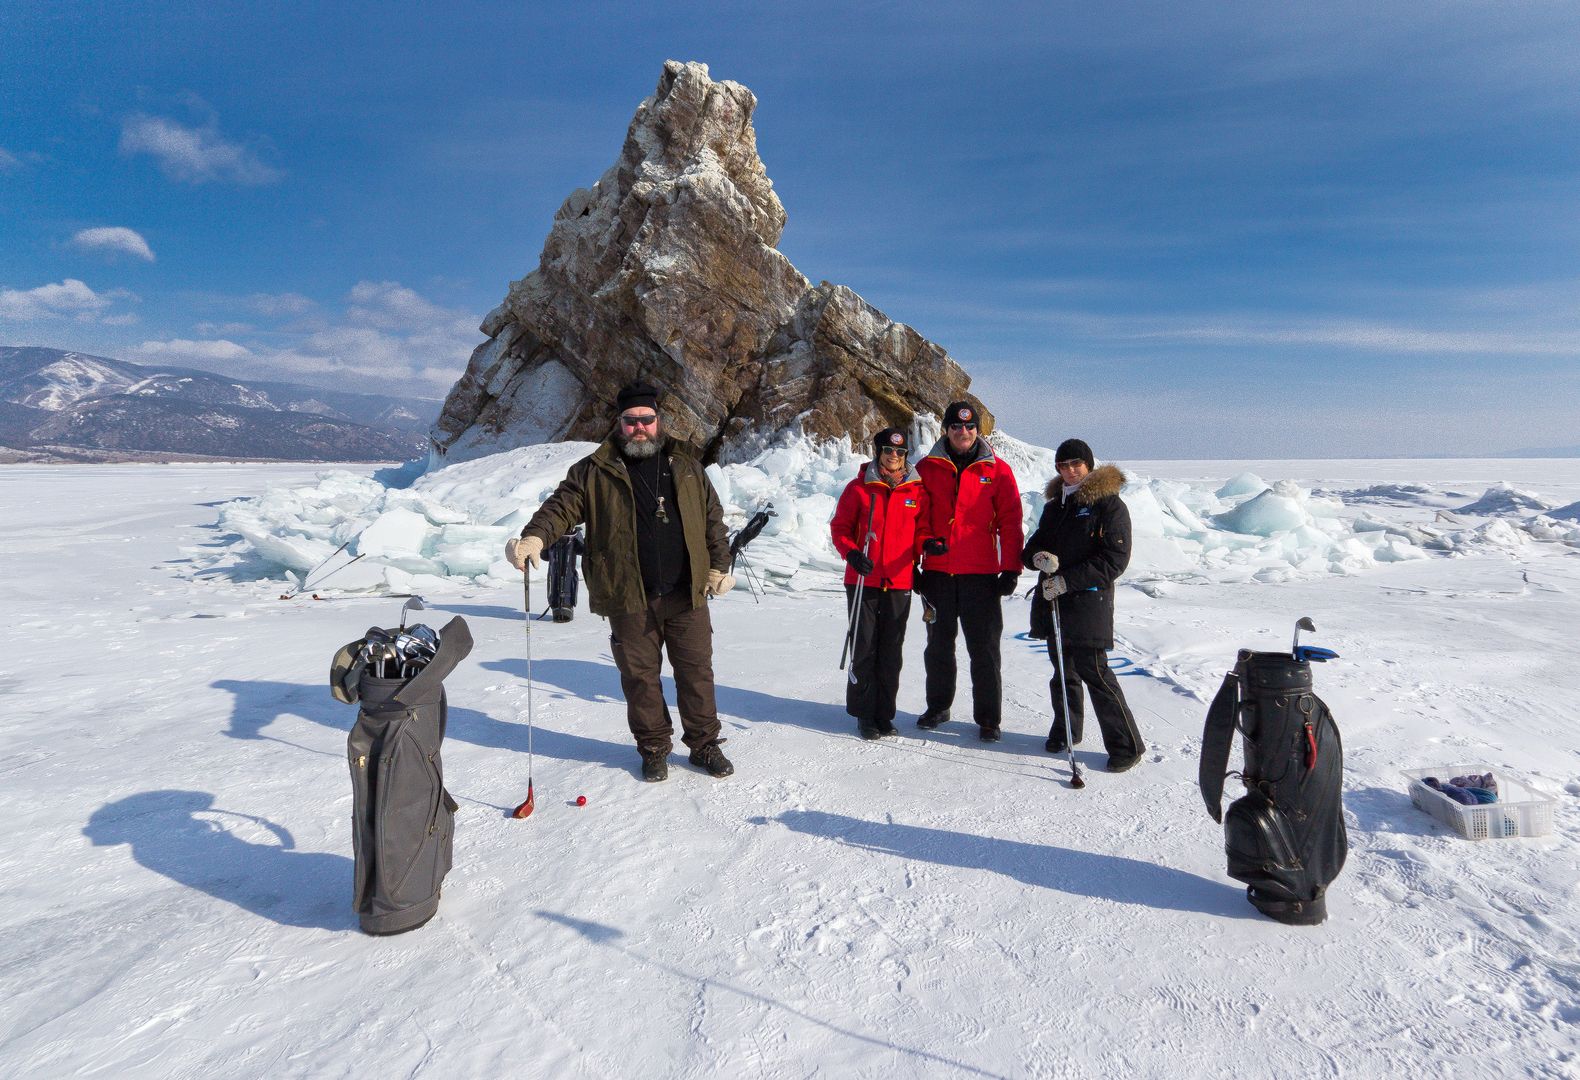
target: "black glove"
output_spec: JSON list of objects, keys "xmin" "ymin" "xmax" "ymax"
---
[
  {"xmin": 997, "ymin": 570, "xmax": 1020, "ymax": 596},
  {"xmin": 922, "ymin": 537, "xmax": 948, "ymax": 556},
  {"xmin": 845, "ymin": 549, "xmax": 875, "ymax": 576}
]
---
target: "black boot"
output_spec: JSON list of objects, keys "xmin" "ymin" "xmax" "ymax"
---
[
  {"xmin": 917, "ymin": 708, "xmax": 950, "ymax": 730},
  {"xmin": 689, "ymin": 740, "xmax": 734, "ymax": 778},
  {"xmin": 641, "ymin": 750, "xmax": 669, "ymax": 782},
  {"xmin": 857, "ymin": 721, "xmax": 882, "ymax": 740}
]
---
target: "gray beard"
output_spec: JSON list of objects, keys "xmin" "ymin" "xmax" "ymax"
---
[{"xmin": 619, "ymin": 434, "xmax": 661, "ymax": 460}]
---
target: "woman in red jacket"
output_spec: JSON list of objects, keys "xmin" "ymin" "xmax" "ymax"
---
[{"xmin": 830, "ymin": 427, "xmax": 940, "ymax": 739}]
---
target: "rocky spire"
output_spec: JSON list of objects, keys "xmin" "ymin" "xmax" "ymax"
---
[{"xmin": 431, "ymin": 60, "xmax": 987, "ymax": 464}]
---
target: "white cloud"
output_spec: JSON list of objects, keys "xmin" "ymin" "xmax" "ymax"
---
[
  {"xmin": 136, "ymin": 339, "xmax": 253, "ymax": 363},
  {"xmin": 247, "ymin": 292, "xmax": 316, "ymax": 317},
  {"xmin": 71, "ymin": 226, "xmax": 156, "ymax": 262},
  {"xmin": 248, "ymin": 282, "xmax": 477, "ymax": 394},
  {"xmin": 119, "ymin": 114, "xmax": 282, "ymax": 185},
  {"xmin": 0, "ymin": 146, "xmax": 19, "ymax": 173},
  {"xmin": 194, "ymin": 321, "xmax": 254, "ymax": 336},
  {"xmin": 1117, "ymin": 318, "xmax": 1580, "ymax": 357},
  {"xmin": 346, "ymin": 281, "xmax": 453, "ymax": 330},
  {"xmin": 0, "ymin": 279, "xmax": 119, "ymax": 322}
]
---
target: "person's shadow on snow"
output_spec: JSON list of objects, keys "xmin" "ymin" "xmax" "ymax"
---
[
  {"xmin": 84, "ymin": 790, "xmax": 355, "ymax": 931},
  {"xmin": 211, "ymin": 677, "xmax": 632, "ymax": 772},
  {"xmin": 482, "ymin": 657, "xmax": 851, "ymax": 737},
  {"xmin": 755, "ymin": 809, "xmax": 1257, "ymax": 919}
]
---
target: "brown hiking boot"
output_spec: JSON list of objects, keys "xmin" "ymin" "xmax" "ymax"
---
[
  {"xmin": 688, "ymin": 740, "xmax": 734, "ymax": 778},
  {"xmin": 640, "ymin": 750, "xmax": 669, "ymax": 782}
]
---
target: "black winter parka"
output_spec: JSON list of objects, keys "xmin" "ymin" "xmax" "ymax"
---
[{"xmin": 1020, "ymin": 464, "xmax": 1132, "ymax": 649}]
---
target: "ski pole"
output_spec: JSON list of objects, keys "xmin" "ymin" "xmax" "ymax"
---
[
  {"xmin": 1049, "ymin": 599, "xmax": 1085, "ymax": 789},
  {"xmin": 511, "ymin": 566, "xmax": 537, "ymax": 819},
  {"xmin": 281, "ymin": 552, "xmax": 365, "ymax": 599},
  {"xmin": 840, "ymin": 497, "xmax": 878, "ymax": 672}
]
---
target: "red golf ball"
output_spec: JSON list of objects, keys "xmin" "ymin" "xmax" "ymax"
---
[{"xmin": 575, "ymin": 795, "xmax": 587, "ymax": 806}]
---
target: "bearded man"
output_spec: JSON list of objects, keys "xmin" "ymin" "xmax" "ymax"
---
[{"xmin": 505, "ymin": 382, "xmax": 736, "ymax": 782}]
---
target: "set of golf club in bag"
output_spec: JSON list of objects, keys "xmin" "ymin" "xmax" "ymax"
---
[{"xmin": 324, "ymin": 505, "xmax": 1347, "ymax": 932}]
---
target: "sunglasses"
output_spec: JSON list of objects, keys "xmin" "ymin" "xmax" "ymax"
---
[
  {"xmin": 620, "ymin": 413, "xmax": 659, "ymax": 428},
  {"xmin": 1055, "ymin": 459, "xmax": 1087, "ymax": 469},
  {"xmin": 948, "ymin": 423, "xmax": 978, "ymax": 432},
  {"xmin": 879, "ymin": 446, "xmax": 907, "ymax": 456}
]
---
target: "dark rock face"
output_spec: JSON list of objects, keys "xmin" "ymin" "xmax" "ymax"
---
[{"xmin": 432, "ymin": 60, "xmax": 987, "ymax": 465}]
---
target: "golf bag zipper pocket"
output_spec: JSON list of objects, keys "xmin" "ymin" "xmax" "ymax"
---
[{"xmin": 1224, "ymin": 789, "xmax": 1305, "ymax": 899}]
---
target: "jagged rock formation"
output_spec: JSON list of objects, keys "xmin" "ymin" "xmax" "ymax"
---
[{"xmin": 432, "ymin": 60, "xmax": 987, "ymax": 464}]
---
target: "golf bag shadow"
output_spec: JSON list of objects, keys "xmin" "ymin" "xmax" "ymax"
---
[
  {"xmin": 343, "ymin": 615, "xmax": 472, "ymax": 934},
  {"xmin": 1199, "ymin": 649, "xmax": 1347, "ymax": 925},
  {"xmin": 547, "ymin": 529, "xmax": 584, "ymax": 623}
]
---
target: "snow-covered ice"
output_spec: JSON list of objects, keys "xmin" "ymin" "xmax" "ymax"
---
[{"xmin": 2, "ymin": 457, "xmax": 1578, "ymax": 1078}]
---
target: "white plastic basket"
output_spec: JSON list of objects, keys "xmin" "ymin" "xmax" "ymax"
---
[{"xmin": 1401, "ymin": 766, "xmax": 1556, "ymax": 840}]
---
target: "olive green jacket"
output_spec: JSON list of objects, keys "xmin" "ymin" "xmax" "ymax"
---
[{"xmin": 521, "ymin": 437, "xmax": 730, "ymax": 616}]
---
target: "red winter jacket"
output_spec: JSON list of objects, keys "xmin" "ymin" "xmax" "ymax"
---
[
  {"xmin": 830, "ymin": 462, "xmax": 932, "ymax": 589},
  {"xmin": 916, "ymin": 437, "xmax": 1024, "ymax": 574}
]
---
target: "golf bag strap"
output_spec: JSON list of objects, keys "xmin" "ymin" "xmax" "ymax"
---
[
  {"xmin": 392, "ymin": 616, "xmax": 474, "ymax": 707},
  {"xmin": 1199, "ymin": 671, "xmax": 1239, "ymax": 823}
]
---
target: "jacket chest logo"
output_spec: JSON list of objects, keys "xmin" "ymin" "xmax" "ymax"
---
[
  {"xmin": 1076, "ymin": 507, "xmax": 1092, "ymax": 517},
  {"xmin": 977, "ymin": 474, "xmax": 992, "ymax": 484},
  {"xmin": 903, "ymin": 498, "xmax": 917, "ymax": 507}
]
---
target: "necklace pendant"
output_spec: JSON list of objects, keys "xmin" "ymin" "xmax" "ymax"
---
[{"xmin": 656, "ymin": 496, "xmax": 668, "ymax": 523}]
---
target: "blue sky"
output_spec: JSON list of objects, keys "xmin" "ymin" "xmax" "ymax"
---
[{"xmin": 3, "ymin": 2, "xmax": 1578, "ymax": 456}]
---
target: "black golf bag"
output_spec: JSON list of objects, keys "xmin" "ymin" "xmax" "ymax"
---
[
  {"xmin": 547, "ymin": 529, "xmax": 584, "ymax": 622},
  {"xmin": 1028, "ymin": 582, "xmax": 1051, "ymax": 640},
  {"xmin": 1199, "ymin": 649, "xmax": 1347, "ymax": 925},
  {"xmin": 342, "ymin": 615, "xmax": 472, "ymax": 934}
]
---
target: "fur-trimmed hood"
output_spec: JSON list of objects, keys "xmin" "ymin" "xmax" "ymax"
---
[{"xmin": 1044, "ymin": 462, "xmax": 1126, "ymax": 504}]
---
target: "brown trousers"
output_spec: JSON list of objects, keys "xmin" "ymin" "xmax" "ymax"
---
[{"xmin": 607, "ymin": 590, "xmax": 721, "ymax": 755}]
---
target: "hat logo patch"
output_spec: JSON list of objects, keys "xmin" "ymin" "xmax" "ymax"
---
[
  {"xmin": 959, "ymin": 408, "xmax": 973, "ymax": 420},
  {"xmin": 889, "ymin": 433, "xmax": 904, "ymax": 445}
]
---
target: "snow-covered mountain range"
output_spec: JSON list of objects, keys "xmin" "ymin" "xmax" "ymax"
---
[{"xmin": 0, "ymin": 346, "xmax": 437, "ymax": 462}]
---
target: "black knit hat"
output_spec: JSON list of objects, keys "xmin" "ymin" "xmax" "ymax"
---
[
  {"xmin": 943, "ymin": 401, "xmax": 979, "ymax": 428},
  {"xmin": 616, "ymin": 381, "xmax": 660, "ymax": 413},
  {"xmin": 873, "ymin": 427, "xmax": 910, "ymax": 456},
  {"xmin": 1055, "ymin": 438, "xmax": 1095, "ymax": 470}
]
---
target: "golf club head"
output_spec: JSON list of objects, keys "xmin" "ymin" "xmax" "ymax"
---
[
  {"xmin": 399, "ymin": 595, "xmax": 427, "ymax": 629},
  {"xmin": 1292, "ymin": 616, "xmax": 1316, "ymax": 654},
  {"xmin": 1295, "ymin": 645, "xmax": 1339, "ymax": 663}
]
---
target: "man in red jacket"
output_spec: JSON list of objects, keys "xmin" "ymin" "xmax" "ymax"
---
[
  {"xmin": 915, "ymin": 402, "xmax": 1024, "ymax": 741},
  {"xmin": 830, "ymin": 427, "xmax": 936, "ymax": 739}
]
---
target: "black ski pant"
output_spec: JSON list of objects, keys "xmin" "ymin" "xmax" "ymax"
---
[
  {"xmin": 1048, "ymin": 643, "xmax": 1145, "ymax": 761},
  {"xmin": 920, "ymin": 571, "xmax": 1002, "ymax": 729},
  {"xmin": 845, "ymin": 585, "xmax": 911, "ymax": 731}
]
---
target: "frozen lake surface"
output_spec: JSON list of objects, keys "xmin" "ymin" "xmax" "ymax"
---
[{"xmin": 1, "ymin": 458, "xmax": 1577, "ymax": 1078}]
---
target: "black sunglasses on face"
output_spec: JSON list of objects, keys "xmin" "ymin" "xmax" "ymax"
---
[
  {"xmin": 620, "ymin": 413, "xmax": 659, "ymax": 428},
  {"xmin": 948, "ymin": 423, "xmax": 978, "ymax": 432},
  {"xmin": 879, "ymin": 446, "xmax": 907, "ymax": 455}
]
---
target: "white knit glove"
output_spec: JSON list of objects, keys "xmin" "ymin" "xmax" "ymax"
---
[
  {"xmin": 505, "ymin": 535, "xmax": 544, "ymax": 570},
  {"xmin": 1041, "ymin": 575, "xmax": 1068, "ymax": 600},
  {"xmin": 1032, "ymin": 551, "xmax": 1059, "ymax": 573},
  {"xmin": 705, "ymin": 569, "xmax": 735, "ymax": 597}
]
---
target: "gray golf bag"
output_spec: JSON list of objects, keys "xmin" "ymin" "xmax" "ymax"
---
[
  {"xmin": 1199, "ymin": 649, "xmax": 1347, "ymax": 925},
  {"xmin": 339, "ymin": 615, "xmax": 472, "ymax": 934}
]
